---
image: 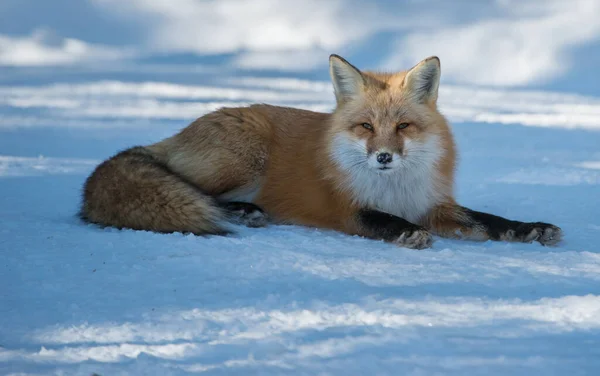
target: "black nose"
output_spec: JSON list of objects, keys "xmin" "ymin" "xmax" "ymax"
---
[{"xmin": 376, "ymin": 152, "xmax": 392, "ymax": 164}]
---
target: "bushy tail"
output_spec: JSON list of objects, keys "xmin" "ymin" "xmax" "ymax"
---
[{"xmin": 80, "ymin": 147, "xmax": 227, "ymax": 235}]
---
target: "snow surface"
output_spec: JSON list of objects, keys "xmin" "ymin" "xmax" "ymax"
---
[{"xmin": 2, "ymin": 70, "xmax": 600, "ymax": 376}]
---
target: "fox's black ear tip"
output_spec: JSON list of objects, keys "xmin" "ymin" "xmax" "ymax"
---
[
  {"xmin": 425, "ymin": 56, "xmax": 440, "ymax": 65},
  {"xmin": 329, "ymin": 54, "xmax": 342, "ymax": 61}
]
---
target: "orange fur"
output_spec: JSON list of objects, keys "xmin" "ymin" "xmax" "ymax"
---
[{"xmin": 80, "ymin": 54, "xmax": 562, "ymax": 248}]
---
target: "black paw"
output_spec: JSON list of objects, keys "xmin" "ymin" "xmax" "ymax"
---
[
  {"xmin": 393, "ymin": 227, "xmax": 433, "ymax": 250},
  {"xmin": 512, "ymin": 222, "xmax": 563, "ymax": 246},
  {"xmin": 221, "ymin": 202, "xmax": 269, "ymax": 228}
]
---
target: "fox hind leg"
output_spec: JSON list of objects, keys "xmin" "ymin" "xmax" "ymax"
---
[{"xmin": 220, "ymin": 201, "xmax": 269, "ymax": 228}]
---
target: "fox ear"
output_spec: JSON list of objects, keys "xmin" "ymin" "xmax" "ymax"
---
[
  {"xmin": 403, "ymin": 56, "xmax": 440, "ymax": 104},
  {"xmin": 329, "ymin": 54, "xmax": 365, "ymax": 103}
]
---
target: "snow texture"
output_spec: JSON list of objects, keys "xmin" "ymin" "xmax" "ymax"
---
[{"xmin": 1, "ymin": 69, "xmax": 600, "ymax": 375}]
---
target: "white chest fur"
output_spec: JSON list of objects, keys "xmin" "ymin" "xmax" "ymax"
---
[
  {"xmin": 345, "ymin": 163, "xmax": 442, "ymax": 223},
  {"xmin": 330, "ymin": 135, "xmax": 445, "ymax": 224}
]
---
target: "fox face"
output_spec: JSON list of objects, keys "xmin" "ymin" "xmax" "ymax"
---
[
  {"xmin": 327, "ymin": 55, "xmax": 446, "ymax": 176},
  {"xmin": 325, "ymin": 55, "xmax": 453, "ymax": 220}
]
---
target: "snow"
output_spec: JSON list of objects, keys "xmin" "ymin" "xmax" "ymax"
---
[
  {"xmin": 2, "ymin": 1, "xmax": 600, "ymax": 372},
  {"xmin": 1, "ymin": 70, "xmax": 600, "ymax": 375}
]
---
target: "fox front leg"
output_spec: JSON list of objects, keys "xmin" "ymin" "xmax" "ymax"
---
[
  {"xmin": 461, "ymin": 207, "xmax": 562, "ymax": 245},
  {"xmin": 427, "ymin": 203, "xmax": 562, "ymax": 246},
  {"xmin": 354, "ymin": 209, "xmax": 433, "ymax": 250}
]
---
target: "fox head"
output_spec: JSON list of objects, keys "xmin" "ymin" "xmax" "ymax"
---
[{"xmin": 327, "ymin": 55, "xmax": 450, "ymax": 176}]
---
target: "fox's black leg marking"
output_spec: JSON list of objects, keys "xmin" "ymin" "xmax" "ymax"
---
[
  {"xmin": 462, "ymin": 207, "xmax": 562, "ymax": 246},
  {"xmin": 220, "ymin": 201, "xmax": 269, "ymax": 228},
  {"xmin": 358, "ymin": 209, "xmax": 433, "ymax": 249}
]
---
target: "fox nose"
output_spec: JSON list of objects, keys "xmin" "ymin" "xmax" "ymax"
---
[{"xmin": 376, "ymin": 152, "xmax": 393, "ymax": 165}]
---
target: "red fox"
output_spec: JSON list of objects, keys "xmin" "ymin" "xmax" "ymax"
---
[{"xmin": 80, "ymin": 55, "xmax": 562, "ymax": 249}]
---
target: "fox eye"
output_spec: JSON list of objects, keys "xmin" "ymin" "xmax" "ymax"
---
[
  {"xmin": 397, "ymin": 122, "xmax": 410, "ymax": 130},
  {"xmin": 361, "ymin": 123, "xmax": 374, "ymax": 131}
]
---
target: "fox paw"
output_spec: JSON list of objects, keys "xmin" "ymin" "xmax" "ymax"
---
[
  {"xmin": 222, "ymin": 202, "xmax": 269, "ymax": 228},
  {"xmin": 508, "ymin": 222, "xmax": 563, "ymax": 246},
  {"xmin": 393, "ymin": 228, "xmax": 433, "ymax": 250}
]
